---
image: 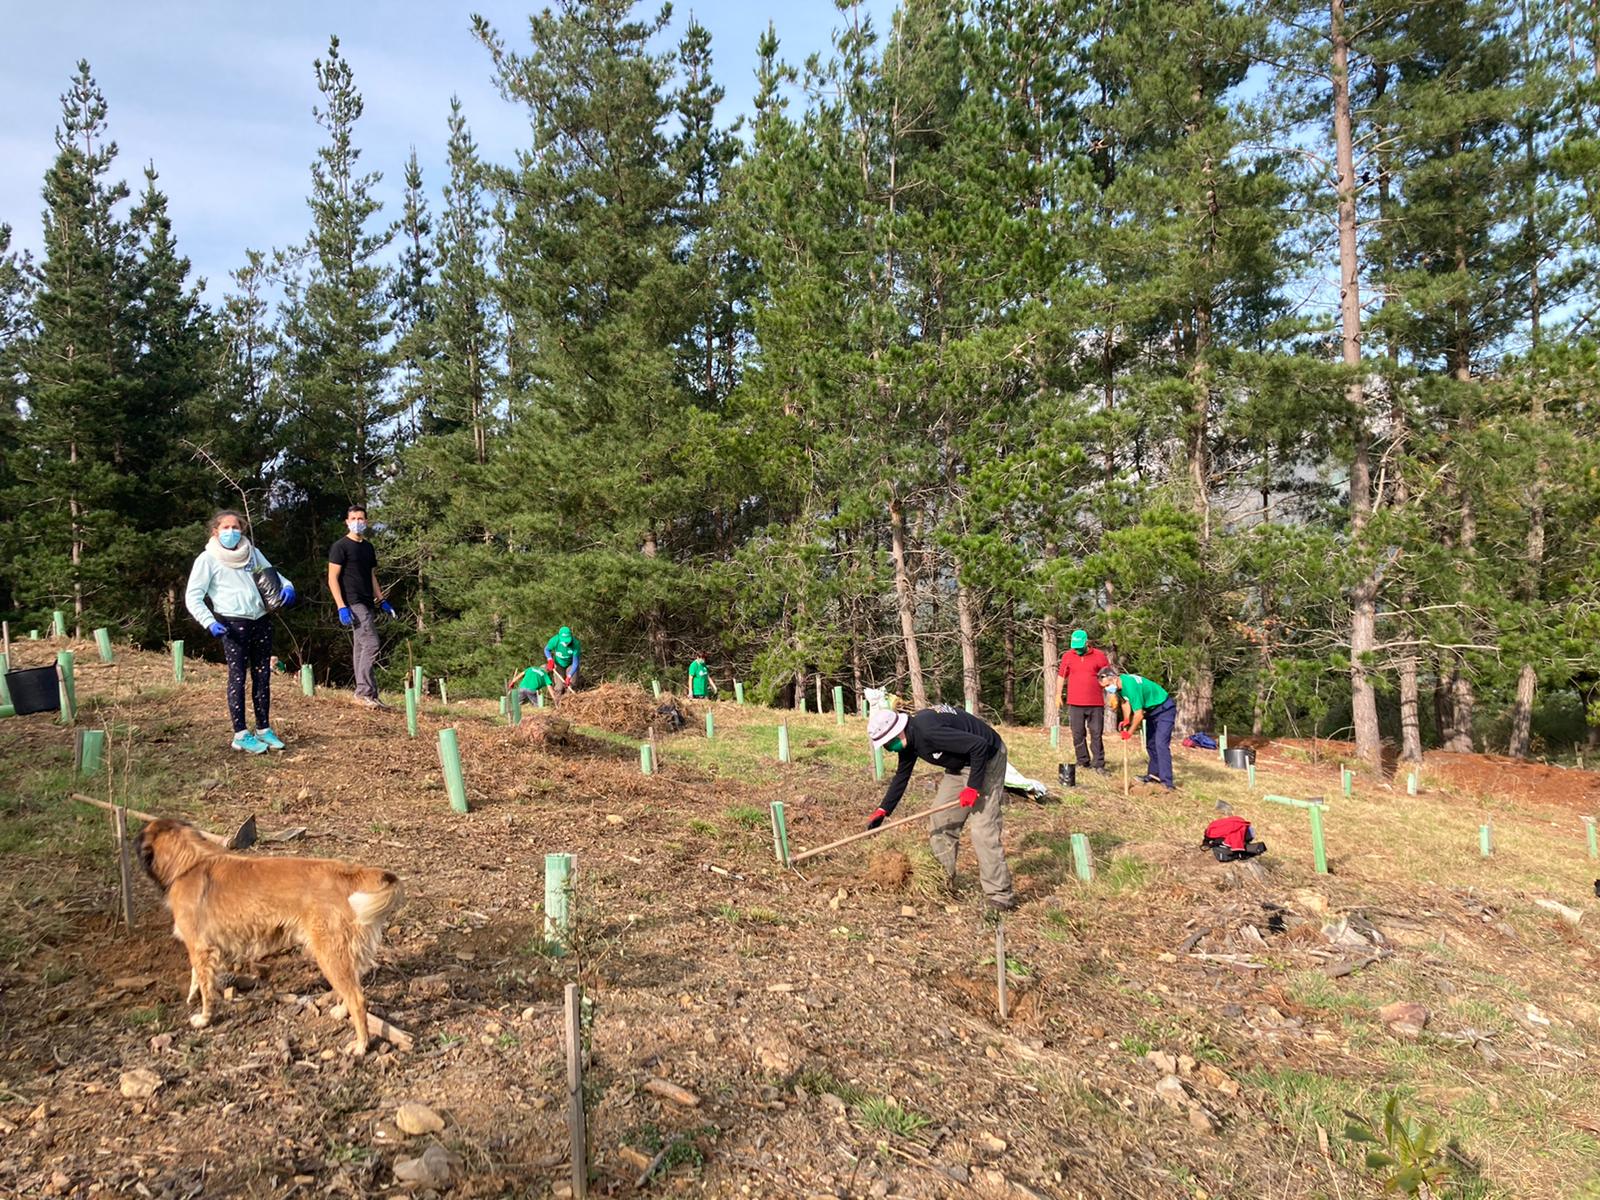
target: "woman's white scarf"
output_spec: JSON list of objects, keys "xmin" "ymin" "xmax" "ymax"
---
[{"xmin": 207, "ymin": 534, "xmax": 255, "ymax": 570}]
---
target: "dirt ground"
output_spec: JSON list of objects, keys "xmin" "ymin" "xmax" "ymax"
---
[{"xmin": 2, "ymin": 644, "xmax": 1599, "ymax": 1199}]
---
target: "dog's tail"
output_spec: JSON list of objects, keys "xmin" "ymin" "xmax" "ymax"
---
[{"xmin": 348, "ymin": 870, "xmax": 403, "ymax": 926}]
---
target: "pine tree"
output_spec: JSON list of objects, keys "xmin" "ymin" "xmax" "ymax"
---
[{"xmin": 391, "ymin": 148, "xmax": 434, "ymax": 442}]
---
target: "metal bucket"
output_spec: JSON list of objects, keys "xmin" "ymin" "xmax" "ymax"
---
[{"xmin": 1224, "ymin": 746, "xmax": 1255, "ymax": 770}]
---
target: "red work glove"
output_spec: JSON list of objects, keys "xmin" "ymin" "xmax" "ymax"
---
[
  {"xmin": 1117, "ymin": 719, "xmax": 1130, "ymax": 732},
  {"xmin": 958, "ymin": 787, "xmax": 980, "ymax": 808},
  {"xmin": 867, "ymin": 808, "xmax": 888, "ymax": 830},
  {"xmin": 1120, "ymin": 730, "xmax": 1132, "ymax": 741}
]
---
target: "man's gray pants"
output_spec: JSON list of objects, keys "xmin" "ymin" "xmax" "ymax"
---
[
  {"xmin": 928, "ymin": 743, "xmax": 1014, "ymax": 906},
  {"xmin": 350, "ymin": 602, "xmax": 381, "ymax": 699}
]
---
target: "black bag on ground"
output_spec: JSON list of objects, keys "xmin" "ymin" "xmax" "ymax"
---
[
  {"xmin": 655, "ymin": 701, "xmax": 685, "ymax": 732},
  {"xmin": 251, "ymin": 550, "xmax": 286, "ymax": 611}
]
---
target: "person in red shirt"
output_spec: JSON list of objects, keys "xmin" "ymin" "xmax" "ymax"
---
[{"xmin": 1055, "ymin": 628, "xmax": 1111, "ymax": 771}]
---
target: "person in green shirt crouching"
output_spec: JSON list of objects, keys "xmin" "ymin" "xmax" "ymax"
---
[
  {"xmin": 687, "ymin": 655, "xmax": 716, "ymax": 699},
  {"xmin": 508, "ymin": 663, "xmax": 559, "ymax": 706},
  {"xmin": 1099, "ymin": 666, "xmax": 1177, "ymax": 790}
]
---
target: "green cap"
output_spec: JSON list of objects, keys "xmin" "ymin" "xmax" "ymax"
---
[
  {"xmin": 558, "ymin": 626, "xmax": 572, "ymax": 641},
  {"xmin": 1070, "ymin": 629, "xmax": 1088, "ymax": 650}
]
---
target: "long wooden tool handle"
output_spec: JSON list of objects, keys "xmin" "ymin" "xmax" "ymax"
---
[
  {"xmin": 71, "ymin": 792, "xmax": 159, "ymax": 824},
  {"xmin": 789, "ymin": 799, "xmax": 965, "ymax": 866}
]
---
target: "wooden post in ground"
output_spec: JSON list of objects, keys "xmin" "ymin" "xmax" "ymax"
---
[
  {"xmin": 113, "ymin": 804, "xmax": 134, "ymax": 928},
  {"xmin": 1, "ymin": 620, "xmax": 9, "ymax": 659},
  {"xmin": 1219, "ymin": 726, "xmax": 1227, "ymax": 762},
  {"xmin": 995, "ymin": 922, "xmax": 1008, "ymax": 1021},
  {"xmin": 564, "ymin": 982, "xmax": 588, "ymax": 1200},
  {"xmin": 94, "ymin": 628, "xmax": 114, "ymax": 663},
  {"xmin": 1121, "ymin": 735, "xmax": 1129, "ymax": 797}
]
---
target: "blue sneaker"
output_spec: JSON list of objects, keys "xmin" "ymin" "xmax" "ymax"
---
[
  {"xmin": 256, "ymin": 728, "xmax": 286, "ymax": 751},
  {"xmin": 231, "ymin": 731, "xmax": 269, "ymax": 755}
]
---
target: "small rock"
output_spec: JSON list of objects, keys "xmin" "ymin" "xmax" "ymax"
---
[
  {"xmin": 119, "ymin": 1068, "xmax": 162, "ymax": 1100},
  {"xmin": 1143, "ymin": 1050, "xmax": 1177, "ymax": 1074},
  {"xmin": 644, "ymin": 1079, "xmax": 701, "ymax": 1107},
  {"xmin": 197, "ymin": 778, "xmax": 221, "ymax": 792},
  {"xmin": 900, "ymin": 905, "xmax": 916, "ymax": 917},
  {"xmin": 48, "ymin": 1171, "xmax": 71, "ymax": 1195},
  {"xmin": 1523, "ymin": 1004, "xmax": 1552, "ymax": 1027},
  {"xmin": 484, "ymin": 1021, "xmax": 502, "ymax": 1036},
  {"xmin": 605, "ymin": 813, "xmax": 624, "ymax": 825},
  {"xmin": 1176, "ymin": 1054, "xmax": 1196, "ymax": 1077},
  {"xmin": 393, "ymin": 1143, "xmax": 457, "ymax": 1189},
  {"xmin": 1154, "ymin": 1075, "xmax": 1187, "ymax": 1110},
  {"xmin": 1292, "ymin": 888, "xmax": 1329, "ymax": 916},
  {"xmin": 409, "ymin": 974, "xmax": 450, "ymax": 999},
  {"xmin": 395, "ymin": 1103, "xmax": 446, "ymax": 1136},
  {"xmin": 521, "ymin": 1006, "xmax": 536, "ymax": 1022},
  {"xmin": 319, "ymin": 1048, "xmax": 337, "ymax": 1061},
  {"xmin": 829, "ymin": 889, "xmax": 846, "ymax": 912},
  {"xmin": 820, "ymin": 1093, "xmax": 848, "ymax": 1115},
  {"xmin": 1197, "ymin": 1064, "xmax": 1239, "ymax": 1098},
  {"xmin": 1378, "ymin": 1001, "xmax": 1429, "ymax": 1039},
  {"xmin": 296, "ymin": 787, "xmax": 312, "ymax": 802},
  {"xmin": 1187, "ymin": 1107, "xmax": 1217, "ymax": 1135},
  {"xmin": 978, "ymin": 1132, "xmax": 1007, "ymax": 1154},
  {"xmin": 113, "ymin": 975, "xmax": 155, "ymax": 991},
  {"xmin": 1220, "ymin": 1004, "xmax": 1244, "ymax": 1019},
  {"xmin": 617, "ymin": 1146, "xmax": 652, "ymax": 1170},
  {"xmin": 371, "ymin": 1120, "xmax": 404, "ymax": 1144},
  {"xmin": 869, "ymin": 1181, "xmax": 889, "ymax": 1199},
  {"xmin": 147, "ymin": 1034, "xmax": 173, "ymax": 1054}
]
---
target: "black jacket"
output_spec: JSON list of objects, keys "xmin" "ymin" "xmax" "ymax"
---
[{"xmin": 879, "ymin": 706, "xmax": 1005, "ymax": 818}]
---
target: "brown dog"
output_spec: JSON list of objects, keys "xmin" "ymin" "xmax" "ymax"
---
[{"xmin": 137, "ymin": 818, "xmax": 403, "ymax": 1056}]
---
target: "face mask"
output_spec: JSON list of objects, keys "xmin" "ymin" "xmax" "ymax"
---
[
  {"xmin": 348, "ymin": 520, "xmax": 367, "ymax": 534},
  {"xmin": 886, "ymin": 736, "xmax": 905, "ymax": 753},
  {"xmin": 1103, "ymin": 683, "xmax": 1118, "ymax": 694},
  {"xmin": 218, "ymin": 528, "xmax": 243, "ymax": 550}
]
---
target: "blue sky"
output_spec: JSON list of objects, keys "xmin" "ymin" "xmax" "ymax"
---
[{"xmin": 3, "ymin": 0, "xmax": 892, "ymax": 297}]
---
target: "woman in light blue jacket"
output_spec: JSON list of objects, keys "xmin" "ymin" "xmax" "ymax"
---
[{"xmin": 184, "ymin": 510, "xmax": 296, "ymax": 754}]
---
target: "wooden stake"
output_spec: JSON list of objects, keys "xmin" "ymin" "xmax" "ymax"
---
[
  {"xmin": 172, "ymin": 640, "xmax": 184, "ymax": 683},
  {"xmin": 995, "ymin": 921, "xmax": 1008, "ymax": 1021},
  {"xmin": 113, "ymin": 804, "xmax": 134, "ymax": 928},
  {"xmin": 564, "ymin": 982, "xmax": 588, "ymax": 1200},
  {"xmin": 94, "ymin": 628, "xmax": 114, "ymax": 663},
  {"xmin": 769, "ymin": 801, "xmax": 790, "ymax": 866},
  {"xmin": 1071, "ymin": 832, "xmax": 1093, "ymax": 882},
  {"xmin": 545, "ymin": 854, "xmax": 575, "ymax": 950},
  {"xmin": 1309, "ymin": 803, "xmax": 1329, "ymax": 874},
  {"xmin": 405, "ymin": 686, "xmax": 418, "ymax": 737},
  {"xmin": 438, "ymin": 728, "xmax": 469, "ymax": 813},
  {"xmin": 778, "ymin": 723, "xmax": 790, "ymax": 763},
  {"xmin": 788, "ymin": 800, "xmax": 965, "ymax": 866},
  {"xmin": 301, "ymin": 664, "xmax": 314, "ymax": 696}
]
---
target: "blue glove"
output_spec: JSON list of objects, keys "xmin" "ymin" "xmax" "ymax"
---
[
  {"xmin": 280, "ymin": 584, "xmax": 297, "ymax": 606},
  {"xmin": 380, "ymin": 600, "xmax": 396, "ymax": 617},
  {"xmin": 208, "ymin": 621, "xmax": 226, "ymax": 638},
  {"xmin": 338, "ymin": 607, "xmax": 352, "ymax": 627}
]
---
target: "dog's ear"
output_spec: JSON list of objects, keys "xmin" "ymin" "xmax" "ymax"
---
[{"xmin": 135, "ymin": 822, "xmax": 162, "ymax": 888}]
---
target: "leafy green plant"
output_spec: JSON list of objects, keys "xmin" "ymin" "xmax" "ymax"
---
[
  {"xmin": 722, "ymin": 805, "xmax": 765, "ymax": 830},
  {"xmin": 1344, "ymin": 1095, "xmax": 1454, "ymax": 1196},
  {"xmin": 856, "ymin": 1097, "xmax": 931, "ymax": 1138}
]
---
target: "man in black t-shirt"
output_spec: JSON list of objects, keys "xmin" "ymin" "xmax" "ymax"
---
[
  {"xmin": 327, "ymin": 504, "xmax": 394, "ymax": 708},
  {"xmin": 866, "ymin": 704, "xmax": 1016, "ymax": 910}
]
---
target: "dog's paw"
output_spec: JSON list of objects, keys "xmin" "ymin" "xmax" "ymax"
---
[
  {"xmin": 189, "ymin": 1012, "xmax": 212, "ymax": 1029},
  {"xmin": 343, "ymin": 1038, "xmax": 369, "ymax": 1059}
]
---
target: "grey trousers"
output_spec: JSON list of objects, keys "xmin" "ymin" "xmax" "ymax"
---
[
  {"xmin": 928, "ymin": 743, "xmax": 1014, "ymax": 906},
  {"xmin": 350, "ymin": 602, "xmax": 381, "ymax": 699}
]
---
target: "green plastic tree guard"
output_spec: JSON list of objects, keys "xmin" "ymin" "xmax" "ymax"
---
[
  {"xmin": 1584, "ymin": 816, "xmax": 1597, "ymax": 860},
  {"xmin": 1246, "ymin": 762, "xmax": 1256, "ymax": 790},
  {"xmin": 1479, "ymin": 822, "xmax": 1493, "ymax": 857},
  {"xmin": 29, "ymin": 630, "xmax": 39, "ymax": 640},
  {"xmin": 734, "ymin": 681, "xmax": 744, "ymax": 705},
  {"xmin": 833, "ymin": 686, "xmax": 844, "ymax": 725},
  {"xmin": 301, "ymin": 664, "xmax": 315, "ymax": 696},
  {"xmin": 1406, "ymin": 771, "xmax": 1417, "ymax": 795},
  {"xmin": 499, "ymin": 695, "xmax": 508, "ymax": 716},
  {"xmin": 405, "ymin": 686, "xmax": 418, "ymax": 737},
  {"xmin": 640, "ymin": 744, "xmax": 654, "ymax": 775},
  {"xmin": 652, "ymin": 679, "xmax": 661, "ymax": 699},
  {"xmin": 438, "ymin": 728, "xmax": 469, "ymax": 813},
  {"xmin": 413, "ymin": 666, "xmax": 424, "ymax": 700},
  {"xmin": 1341, "ymin": 767, "xmax": 1352, "ymax": 797},
  {"xmin": 79, "ymin": 728, "xmax": 105, "ymax": 776},
  {"xmin": 507, "ymin": 686, "xmax": 522, "ymax": 728},
  {"xmin": 705, "ymin": 710, "xmax": 714, "ymax": 739},
  {"xmin": 1309, "ymin": 804, "xmax": 1329, "ymax": 874},
  {"xmin": 778, "ymin": 723, "xmax": 790, "ymax": 763},
  {"xmin": 536, "ymin": 690, "xmax": 545, "ymax": 708},
  {"xmin": 798, "ymin": 697, "xmax": 806, "ymax": 714},
  {"xmin": 1070, "ymin": 833, "xmax": 1093, "ymax": 882},
  {"xmin": 544, "ymin": 853, "xmax": 574, "ymax": 953},
  {"xmin": 873, "ymin": 743, "xmax": 884, "ymax": 782},
  {"xmin": 94, "ymin": 628, "xmax": 114, "ymax": 663},
  {"xmin": 57, "ymin": 651, "xmax": 76, "ymax": 724},
  {"xmin": 172, "ymin": 640, "xmax": 184, "ymax": 682},
  {"xmin": 439, "ymin": 679, "xmax": 449, "ymax": 706},
  {"xmin": 52, "ymin": 610, "xmax": 66, "ymax": 638},
  {"xmin": 1049, "ymin": 723, "xmax": 1059, "ymax": 749},
  {"xmin": 770, "ymin": 801, "xmax": 790, "ymax": 867}
]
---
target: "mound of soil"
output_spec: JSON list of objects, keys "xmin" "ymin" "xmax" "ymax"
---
[
  {"xmin": 559, "ymin": 682, "xmax": 695, "ymax": 738},
  {"xmin": 864, "ymin": 849, "xmax": 912, "ymax": 890},
  {"xmin": 513, "ymin": 712, "xmax": 574, "ymax": 748}
]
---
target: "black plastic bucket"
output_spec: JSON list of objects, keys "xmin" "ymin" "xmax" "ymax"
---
[
  {"xmin": 1224, "ymin": 746, "xmax": 1255, "ymax": 770},
  {"xmin": 5, "ymin": 666, "xmax": 60, "ymax": 716}
]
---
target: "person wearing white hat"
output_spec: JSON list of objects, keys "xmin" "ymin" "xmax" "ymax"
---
[{"xmin": 866, "ymin": 705, "xmax": 1015, "ymax": 911}]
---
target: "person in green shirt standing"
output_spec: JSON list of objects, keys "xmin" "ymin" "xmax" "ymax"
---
[
  {"xmin": 544, "ymin": 626, "xmax": 581, "ymax": 689},
  {"xmin": 508, "ymin": 663, "xmax": 559, "ymax": 706},
  {"xmin": 1099, "ymin": 666, "xmax": 1177, "ymax": 790},
  {"xmin": 687, "ymin": 656, "xmax": 716, "ymax": 699}
]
